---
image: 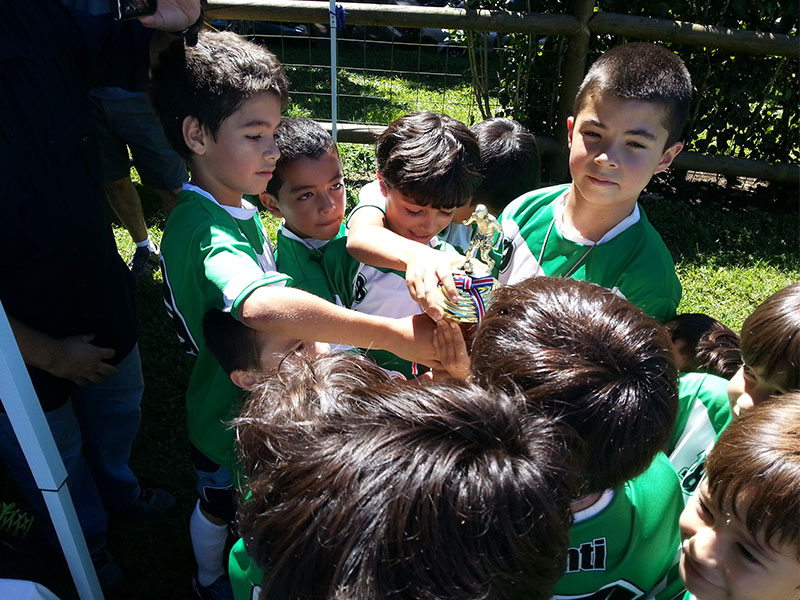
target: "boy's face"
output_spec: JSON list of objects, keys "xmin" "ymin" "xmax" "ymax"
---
[
  {"xmin": 265, "ymin": 150, "xmax": 346, "ymax": 240},
  {"xmin": 679, "ymin": 480, "xmax": 800, "ymax": 600},
  {"xmin": 727, "ymin": 363, "xmax": 790, "ymax": 418},
  {"xmin": 567, "ymin": 94, "xmax": 683, "ymax": 212},
  {"xmin": 185, "ymin": 91, "xmax": 281, "ymax": 207},
  {"xmin": 378, "ymin": 176, "xmax": 456, "ymax": 244}
]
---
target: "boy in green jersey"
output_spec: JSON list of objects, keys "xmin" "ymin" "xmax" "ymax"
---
[
  {"xmin": 726, "ymin": 282, "xmax": 800, "ymax": 418},
  {"xmin": 493, "ymin": 43, "xmax": 691, "ymax": 322},
  {"xmin": 471, "ymin": 276, "xmax": 684, "ymax": 598},
  {"xmin": 322, "ymin": 112, "xmax": 482, "ymax": 376},
  {"xmin": 678, "ymin": 394, "xmax": 800, "ymax": 600},
  {"xmin": 231, "ymin": 352, "xmax": 577, "ymax": 600},
  {"xmin": 151, "ymin": 31, "xmax": 439, "ymax": 598},
  {"xmin": 345, "ymin": 111, "xmax": 483, "ymax": 321},
  {"xmin": 260, "ymin": 117, "xmax": 346, "ymax": 304}
]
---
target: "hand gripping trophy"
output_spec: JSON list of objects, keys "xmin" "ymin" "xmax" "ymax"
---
[{"xmin": 437, "ymin": 204, "xmax": 502, "ymax": 324}]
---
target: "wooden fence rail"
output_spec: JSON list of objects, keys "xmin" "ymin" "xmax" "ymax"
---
[{"xmin": 206, "ymin": 0, "xmax": 799, "ymax": 183}]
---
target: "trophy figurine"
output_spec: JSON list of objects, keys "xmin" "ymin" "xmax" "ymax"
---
[{"xmin": 437, "ymin": 204, "xmax": 502, "ymax": 325}]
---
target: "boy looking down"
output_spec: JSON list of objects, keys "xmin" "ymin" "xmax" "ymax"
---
[
  {"xmin": 494, "ymin": 43, "xmax": 690, "ymax": 322},
  {"xmin": 151, "ymin": 31, "xmax": 438, "ymax": 598},
  {"xmin": 471, "ymin": 277, "xmax": 684, "ymax": 598},
  {"xmin": 344, "ymin": 111, "xmax": 483, "ymax": 321},
  {"xmin": 322, "ymin": 112, "xmax": 482, "ymax": 375}
]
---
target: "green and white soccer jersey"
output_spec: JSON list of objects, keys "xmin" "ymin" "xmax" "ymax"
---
[
  {"xmin": 493, "ymin": 184, "xmax": 681, "ymax": 322},
  {"xmin": 552, "ymin": 452, "xmax": 684, "ymax": 600},
  {"xmin": 668, "ymin": 372, "xmax": 732, "ymax": 500},
  {"xmin": 229, "ymin": 537, "xmax": 263, "ymax": 600},
  {"xmin": 275, "ymin": 223, "xmax": 344, "ymax": 304},
  {"xmin": 322, "ymin": 235, "xmax": 456, "ymax": 378},
  {"xmin": 161, "ymin": 184, "xmax": 290, "ymax": 466}
]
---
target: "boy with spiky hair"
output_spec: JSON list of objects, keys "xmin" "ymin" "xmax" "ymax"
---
[
  {"xmin": 679, "ymin": 394, "xmax": 800, "ymax": 600},
  {"xmin": 232, "ymin": 353, "xmax": 578, "ymax": 600},
  {"xmin": 344, "ymin": 111, "xmax": 483, "ymax": 321},
  {"xmin": 470, "ymin": 276, "xmax": 684, "ymax": 598},
  {"xmin": 260, "ymin": 117, "xmax": 346, "ymax": 303},
  {"xmin": 151, "ymin": 31, "xmax": 439, "ymax": 598},
  {"xmin": 727, "ymin": 282, "xmax": 800, "ymax": 418},
  {"xmin": 494, "ymin": 42, "xmax": 690, "ymax": 322}
]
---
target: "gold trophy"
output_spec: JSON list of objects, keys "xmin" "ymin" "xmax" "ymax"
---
[{"xmin": 438, "ymin": 204, "xmax": 502, "ymax": 327}]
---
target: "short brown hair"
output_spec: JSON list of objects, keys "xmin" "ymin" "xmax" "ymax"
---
[
  {"xmin": 705, "ymin": 393, "xmax": 800, "ymax": 558},
  {"xmin": 574, "ymin": 43, "xmax": 692, "ymax": 147},
  {"xmin": 664, "ymin": 313, "xmax": 742, "ymax": 379},
  {"xmin": 151, "ymin": 30, "xmax": 290, "ymax": 161},
  {"xmin": 740, "ymin": 282, "xmax": 800, "ymax": 391},
  {"xmin": 236, "ymin": 353, "xmax": 577, "ymax": 600},
  {"xmin": 470, "ymin": 277, "xmax": 678, "ymax": 493},
  {"xmin": 376, "ymin": 111, "xmax": 482, "ymax": 209}
]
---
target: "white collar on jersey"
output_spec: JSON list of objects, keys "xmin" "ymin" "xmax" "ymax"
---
[
  {"xmin": 279, "ymin": 223, "xmax": 331, "ymax": 251},
  {"xmin": 553, "ymin": 190, "xmax": 641, "ymax": 246},
  {"xmin": 183, "ymin": 182, "xmax": 258, "ymax": 221},
  {"xmin": 571, "ymin": 488, "xmax": 616, "ymax": 523}
]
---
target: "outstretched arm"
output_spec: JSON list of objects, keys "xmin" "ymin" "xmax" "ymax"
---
[
  {"xmin": 347, "ymin": 207, "xmax": 462, "ymax": 321},
  {"xmin": 238, "ymin": 285, "xmax": 442, "ymax": 369}
]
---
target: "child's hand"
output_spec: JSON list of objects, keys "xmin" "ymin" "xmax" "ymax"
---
[
  {"xmin": 406, "ymin": 248, "xmax": 465, "ymax": 321},
  {"xmin": 432, "ymin": 319, "xmax": 470, "ymax": 380}
]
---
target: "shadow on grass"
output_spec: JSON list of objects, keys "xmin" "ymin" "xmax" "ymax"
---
[{"xmin": 641, "ymin": 172, "xmax": 800, "ymax": 273}]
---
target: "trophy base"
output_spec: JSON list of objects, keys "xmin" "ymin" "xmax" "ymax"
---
[{"xmin": 437, "ymin": 271, "xmax": 498, "ymax": 324}]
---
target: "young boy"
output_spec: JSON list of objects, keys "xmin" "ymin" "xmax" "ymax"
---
[
  {"xmin": 322, "ymin": 112, "xmax": 482, "ymax": 375},
  {"xmin": 727, "ymin": 282, "xmax": 800, "ymax": 418},
  {"xmin": 471, "ymin": 117, "xmax": 540, "ymax": 217},
  {"xmin": 470, "ymin": 277, "xmax": 684, "ymax": 598},
  {"xmin": 344, "ymin": 111, "xmax": 483, "ymax": 321},
  {"xmin": 664, "ymin": 313, "xmax": 741, "ymax": 379},
  {"xmin": 431, "ymin": 117, "xmax": 540, "ymax": 255},
  {"xmin": 260, "ymin": 117, "xmax": 346, "ymax": 304},
  {"xmin": 202, "ymin": 308, "xmax": 328, "ymax": 390},
  {"xmin": 493, "ymin": 43, "xmax": 690, "ymax": 323},
  {"xmin": 150, "ymin": 31, "xmax": 439, "ymax": 598},
  {"xmin": 678, "ymin": 394, "xmax": 800, "ymax": 600},
  {"xmin": 233, "ymin": 352, "xmax": 577, "ymax": 600}
]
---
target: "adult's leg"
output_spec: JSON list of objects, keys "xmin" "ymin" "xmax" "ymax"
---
[
  {"xmin": 0, "ymin": 402, "xmax": 108, "ymax": 554},
  {"xmin": 71, "ymin": 346, "xmax": 143, "ymax": 516}
]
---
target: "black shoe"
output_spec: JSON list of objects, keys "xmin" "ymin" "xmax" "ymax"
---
[
  {"xmin": 128, "ymin": 243, "xmax": 160, "ymax": 281},
  {"xmin": 126, "ymin": 487, "xmax": 176, "ymax": 518},
  {"xmin": 192, "ymin": 573, "xmax": 234, "ymax": 600},
  {"xmin": 91, "ymin": 548, "xmax": 125, "ymax": 592}
]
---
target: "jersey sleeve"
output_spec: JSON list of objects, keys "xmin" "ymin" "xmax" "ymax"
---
[
  {"xmin": 320, "ymin": 237, "xmax": 360, "ymax": 308},
  {"xmin": 200, "ymin": 216, "xmax": 289, "ymax": 317}
]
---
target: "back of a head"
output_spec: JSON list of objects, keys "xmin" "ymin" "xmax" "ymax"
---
[
  {"xmin": 375, "ymin": 111, "xmax": 482, "ymax": 209},
  {"xmin": 150, "ymin": 30, "xmax": 290, "ymax": 161},
  {"xmin": 740, "ymin": 282, "xmax": 800, "ymax": 390},
  {"xmin": 665, "ymin": 313, "xmax": 742, "ymax": 379},
  {"xmin": 471, "ymin": 118, "xmax": 540, "ymax": 213},
  {"xmin": 574, "ymin": 42, "xmax": 692, "ymax": 147},
  {"xmin": 705, "ymin": 393, "xmax": 800, "ymax": 558},
  {"xmin": 239, "ymin": 370, "xmax": 577, "ymax": 600},
  {"xmin": 471, "ymin": 277, "xmax": 678, "ymax": 493},
  {"xmin": 266, "ymin": 117, "xmax": 337, "ymax": 197}
]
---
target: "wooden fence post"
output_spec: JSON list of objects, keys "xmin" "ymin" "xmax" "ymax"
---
[{"xmin": 552, "ymin": 0, "xmax": 595, "ymax": 181}]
